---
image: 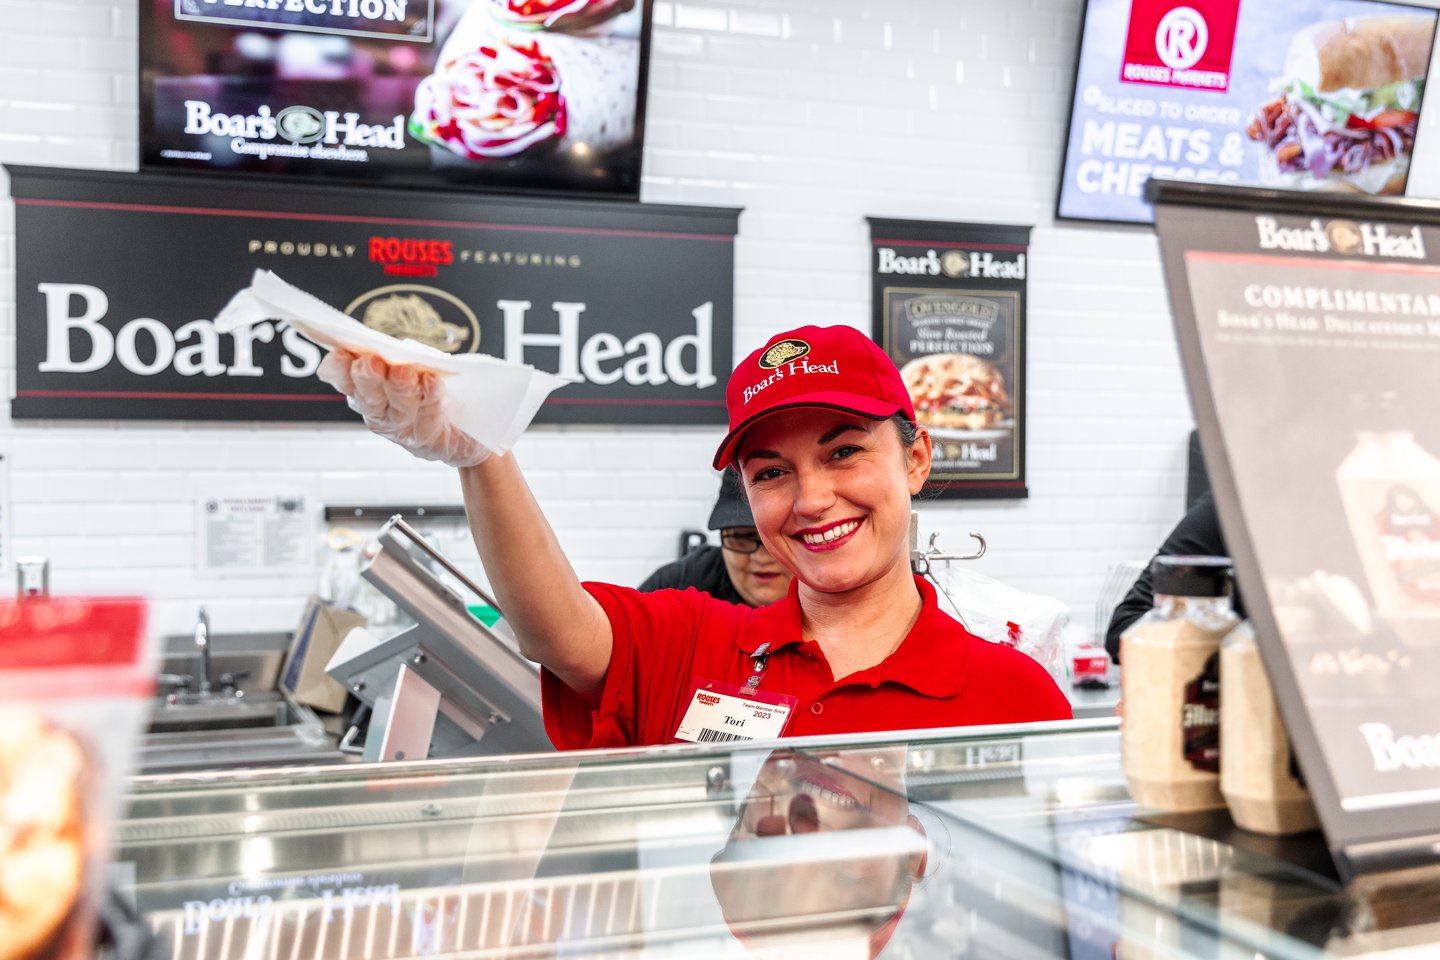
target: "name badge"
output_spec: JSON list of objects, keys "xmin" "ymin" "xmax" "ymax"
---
[{"xmin": 673, "ymin": 680, "xmax": 796, "ymax": 744}]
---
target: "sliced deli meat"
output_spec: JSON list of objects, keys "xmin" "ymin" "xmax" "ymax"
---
[{"xmin": 410, "ymin": 37, "xmax": 567, "ymax": 160}]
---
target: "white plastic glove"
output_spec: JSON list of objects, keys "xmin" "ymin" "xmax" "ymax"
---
[{"xmin": 317, "ymin": 348, "xmax": 492, "ymax": 468}]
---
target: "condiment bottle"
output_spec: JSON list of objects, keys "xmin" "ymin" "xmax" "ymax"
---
[
  {"xmin": 1121, "ymin": 555, "xmax": 1237, "ymax": 812},
  {"xmin": 1336, "ymin": 392, "xmax": 1440, "ymax": 647},
  {"xmin": 1219, "ymin": 621, "xmax": 1319, "ymax": 835}
]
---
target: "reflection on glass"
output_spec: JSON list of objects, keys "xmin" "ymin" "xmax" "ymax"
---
[
  {"xmin": 123, "ymin": 723, "xmax": 1425, "ymax": 958},
  {"xmin": 711, "ymin": 748, "xmax": 928, "ymax": 958}
]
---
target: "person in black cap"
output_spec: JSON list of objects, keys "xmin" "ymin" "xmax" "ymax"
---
[
  {"xmin": 639, "ymin": 468, "xmax": 793, "ymax": 607},
  {"xmin": 1104, "ymin": 491, "xmax": 1244, "ymax": 663}
]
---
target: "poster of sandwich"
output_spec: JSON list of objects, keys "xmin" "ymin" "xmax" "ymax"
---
[
  {"xmin": 140, "ymin": 0, "xmax": 652, "ymax": 197},
  {"xmin": 868, "ymin": 218, "xmax": 1030, "ymax": 500},
  {"xmin": 1058, "ymin": 0, "xmax": 1438, "ymax": 224}
]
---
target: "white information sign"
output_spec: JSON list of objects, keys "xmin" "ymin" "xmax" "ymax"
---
[{"xmin": 198, "ymin": 494, "xmax": 313, "ymax": 575}]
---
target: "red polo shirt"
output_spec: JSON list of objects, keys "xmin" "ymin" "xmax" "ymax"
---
[{"xmin": 542, "ymin": 575, "xmax": 1072, "ymax": 750}]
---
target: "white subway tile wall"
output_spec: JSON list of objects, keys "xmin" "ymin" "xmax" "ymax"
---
[{"xmin": 5, "ymin": 0, "xmax": 1438, "ymax": 640}]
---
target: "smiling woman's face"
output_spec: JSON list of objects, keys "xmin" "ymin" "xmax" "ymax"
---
[
  {"xmin": 736, "ymin": 411, "xmax": 930, "ymax": 596},
  {"xmin": 742, "ymin": 748, "xmax": 910, "ymax": 835}
]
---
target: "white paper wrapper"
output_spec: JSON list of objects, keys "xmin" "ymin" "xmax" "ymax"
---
[
  {"xmin": 539, "ymin": 31, "xmax": 636, "ymax": 152},
  {"xmin": 213, "ymin": 270, "xmax": 568, "ymax": 453}
]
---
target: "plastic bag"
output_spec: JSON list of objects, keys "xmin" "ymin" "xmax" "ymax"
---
[
  {"xmin": 320, "ymin": 526, "xmax": 399, "ymax": 628},
  {"xmin": 928, "ymin": 566, "xmax": 1070, "ymax": 685}
]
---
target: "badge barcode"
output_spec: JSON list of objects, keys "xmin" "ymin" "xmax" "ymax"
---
[{"xmin": 697, "ymin": 727, "xmax": 753, "ymax": 743}]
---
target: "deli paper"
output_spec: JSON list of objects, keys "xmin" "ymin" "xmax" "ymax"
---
[{"xmin": 213, "ymin": 270, "xmax": 568, "ymax": 452}]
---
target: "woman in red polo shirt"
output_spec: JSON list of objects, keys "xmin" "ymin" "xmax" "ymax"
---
[{"xmin": 319, "ymin": 324, "xmax": 1070, "ymax": 747}]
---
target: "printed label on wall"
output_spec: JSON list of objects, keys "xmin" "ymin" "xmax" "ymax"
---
[{"xmin": 199, "ymin": 494, "xmax": 313, "ymax": 575}]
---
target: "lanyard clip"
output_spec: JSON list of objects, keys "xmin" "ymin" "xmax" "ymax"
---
[{"xmin": 742, "ymin": 642, "xmax": 771, "ymax": 695}]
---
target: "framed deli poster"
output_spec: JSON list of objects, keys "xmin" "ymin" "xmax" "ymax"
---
[
  {"xmin": 1150, "ymin": 178, "xmax": 1440, "ymax": 878},
  {"xmin": 868, "ymin": 218, "xmax": 1030, "ymax": 499}
]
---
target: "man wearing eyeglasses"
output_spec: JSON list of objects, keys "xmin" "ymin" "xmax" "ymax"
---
[{"xmin": 639, "ymin": 468, "xmax": 794, "ymax": 608}]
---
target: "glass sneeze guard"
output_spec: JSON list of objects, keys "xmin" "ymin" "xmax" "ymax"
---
[{"xmin": 112, "ymin": 718, "xmax": 1440, "ymax": 959}]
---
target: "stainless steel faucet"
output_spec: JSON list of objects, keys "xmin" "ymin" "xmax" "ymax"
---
[
  {"xmin": 16, "ymin": 557, "xmax": 49, "ymax": 598},
  {"xmin": 195, "ymin": 606, "xmax": 213, "ymax": 696}
]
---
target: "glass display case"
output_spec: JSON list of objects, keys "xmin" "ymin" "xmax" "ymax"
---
[{"xmin": 112, "ymin": 718, "xmax": 1440, "ymax": 959}]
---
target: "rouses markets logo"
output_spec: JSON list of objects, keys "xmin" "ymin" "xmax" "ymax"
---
[
  {"xmin": 1154, "ymin": 7, "xmax": 1208, "ymax": 70},
  {"xmin": 368, "ymin": 235, "xmax": 454, "ymax": 277},
  {"xmin": 1120, "ymin": 0, "xmax": 1240, "ymax": 92}
]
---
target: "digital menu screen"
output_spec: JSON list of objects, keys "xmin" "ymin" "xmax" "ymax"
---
[
  {"xmin": 140, "ymin": 0, "xmax": 652, "ymax": 198},
  {"xmin": 1057, "ymin": 0, "xmax": 1438, "ymax": 225}
]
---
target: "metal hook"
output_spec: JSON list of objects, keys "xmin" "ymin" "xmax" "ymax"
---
[
  {"xmin": 911, "ymin": 531, "xmax": 987, "ymax": 576},
  {"xmin": 904, "ymin": 526, "xmax": 984, "ymax": 630},
  {"xmin": 907, "ymin": 511, "xmax": 986, "ymax": 579},
  {"xmin": 929, "ymin": 531, "xmax": 986, "ymax": 561},
  {"xmin": 907, "ymin": 531, "xmax": 987, "ymax": 631}
]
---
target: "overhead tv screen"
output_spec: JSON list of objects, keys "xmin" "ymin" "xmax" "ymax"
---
[
  {"xmin": 1056, "ymin": 0, "xmax": 1438, "ymax": 225},
  {"xmin": 140, "ymin": 0, "xmax": 652, "ymax": 198}
]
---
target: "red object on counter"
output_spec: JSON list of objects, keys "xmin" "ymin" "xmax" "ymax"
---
[
  {"xmin": 0, "ymin": 596, "xmax": 148, "ymax": 671},
  {"xmin": 1071, "ymin": 645, "xmax": 1112, "ymax": 686}
]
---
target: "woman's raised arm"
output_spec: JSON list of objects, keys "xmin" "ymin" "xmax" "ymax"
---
[
  {"xmin": 458, "ymin": 454, "xmax": 612, "ymax": 700},
  {"xmin": 319, "ymin": 349, "xmax": 613, "ymax": 701}
]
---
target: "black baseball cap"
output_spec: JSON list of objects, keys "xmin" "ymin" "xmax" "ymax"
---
[{"xmin": 707, "ymin": 467, "xmax": 754, "ymax": 531}]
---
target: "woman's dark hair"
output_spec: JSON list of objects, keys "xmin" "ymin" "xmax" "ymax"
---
[
  {"xmin": 892, "ymin": 414, "xmax": 920, "ymax": 446},
  {"xmin": 892, "ymin": 414, "xmax": 939, "ymax": 501}
]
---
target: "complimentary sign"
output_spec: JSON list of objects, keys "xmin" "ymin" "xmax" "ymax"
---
[
  {"xmin": 1152, "ymin": 178, "xmax": 1440, "ymax": 877},
  {"xmin": 8, "ymin": 165, "xmax": 737, "ymax": 424},
  {"xmin": 868, "ymin": 218, "xmax": 1030, "ymax": 500}
]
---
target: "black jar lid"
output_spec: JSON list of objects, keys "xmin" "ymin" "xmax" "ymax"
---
[{"xmin": 1152, "ymin": 555, "xmax": 1232, "ymax": 598}]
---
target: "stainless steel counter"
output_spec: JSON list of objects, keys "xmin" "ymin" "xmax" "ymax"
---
[
  {"xmin": 109, "ymin": 717, "xmax": 1440, "ymax": 959},
  {"xmin": 1068, "ymin": 678, "xmax": 1120, "ymax": 719}
]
